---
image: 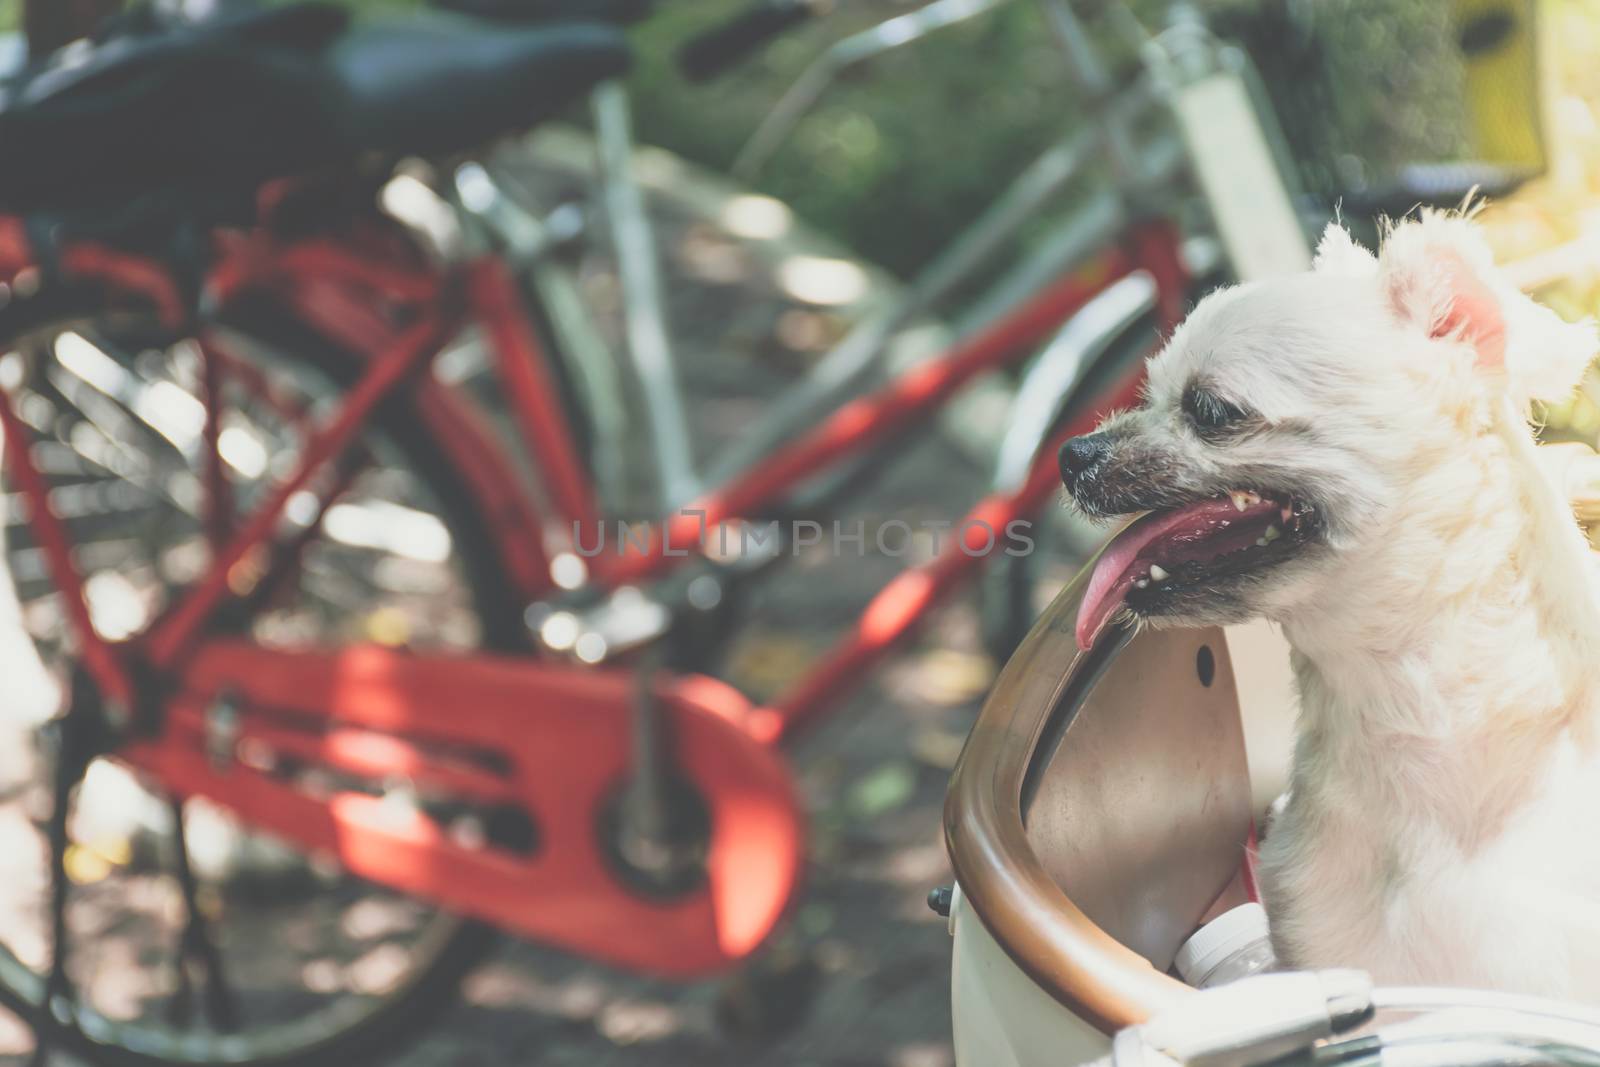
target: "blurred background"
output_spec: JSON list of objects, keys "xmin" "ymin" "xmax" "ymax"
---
[
  {"xmin": 334, "ymin": 0, "xmax": 1600, "ymax": 420},
  {"xmin": 0, "ymin": 1, "xmax": 1597, "ymax": 1065}
]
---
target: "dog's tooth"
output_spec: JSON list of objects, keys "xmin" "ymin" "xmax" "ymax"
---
[
  {"xmin": 1229, "ymin": 491, "xmax": 1249, "ymax": 512},
  {"xmin": 1264, "ymin": 525, "xmax": 1281, "ymax": 542},
  {"xmin": 1134, "ymin": 578, "xmax": 1149, "ymax": 589},
  {"xmin": 1149, "ymin": 563, "xmax": 1170, "ymax": 582}
]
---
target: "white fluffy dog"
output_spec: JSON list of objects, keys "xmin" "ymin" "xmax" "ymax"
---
[{"xmin": 1058, "ymin": 212, "xmax": 1600, "ymax": 998}]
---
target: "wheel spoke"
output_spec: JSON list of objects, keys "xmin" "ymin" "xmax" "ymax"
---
[
  {"xmin": 230, "ymin": 451, "xmax": 369, "ymax": 627},
  {"xmin": 1, "ymin": 305, "xmax": 499, "ymax": 1063},
  {"xmin": 29, "ymin": 370, "xmax": 197, "ymax": 515}
]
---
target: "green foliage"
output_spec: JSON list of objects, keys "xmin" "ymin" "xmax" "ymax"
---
[
  {"xmin": 624, "ymin": 1, "xmax": 1474, "ymax": 275},
  {"xmin": 624, "ymin": 1, "xmax": 1092, "ymax": 277},
  {"xmin": 1213, "ymin": 0, "xmax": 1471, "ymax": 200}
]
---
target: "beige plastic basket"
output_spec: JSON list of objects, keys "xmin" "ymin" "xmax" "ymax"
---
[{"xmin": 943, "ymin": 563, "xmax": 1296, "ymax": 1065}]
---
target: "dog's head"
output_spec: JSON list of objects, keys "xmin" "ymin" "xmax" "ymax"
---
[{"xmin": 1062, "ymin": 212, "xmax": 1598, "ymax": 649}]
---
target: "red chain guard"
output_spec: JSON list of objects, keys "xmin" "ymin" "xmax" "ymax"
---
[{"xmin": 120, "ymin": 641, "xmax": 804, "ymax": 977}]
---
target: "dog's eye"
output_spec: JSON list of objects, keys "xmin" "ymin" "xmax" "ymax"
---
[{"xmin": 1183, "ymin": 387, "xmax": 1250, "ymax": 434}]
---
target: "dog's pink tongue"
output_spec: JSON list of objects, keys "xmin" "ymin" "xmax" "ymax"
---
[
  {"xmin": 1076, "ymin": 512, "xmax": 1176, "ymax": 650},
  {"xmin": 1074, "ymin": 497, "xmax": 1279, "ymax": 650}
]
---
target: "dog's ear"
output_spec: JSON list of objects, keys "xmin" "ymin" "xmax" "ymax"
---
[
  {"xmin": 1380, "ymin": 212, "xmax": 1597, "ymax": 405},
  {"xmin": 1312, "ymin": 222, "xmax": 1376, "ymax": 276}
]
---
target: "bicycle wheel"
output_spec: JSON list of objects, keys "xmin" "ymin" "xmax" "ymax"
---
[{"xmin": 0, "ymin": 288, "xmax": 521, "ymax": 1066}]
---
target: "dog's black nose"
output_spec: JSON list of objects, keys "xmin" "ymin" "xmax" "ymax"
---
[{"xmin": 1059, "ymin": 433, "xmax": 1110, "ymax": 489}]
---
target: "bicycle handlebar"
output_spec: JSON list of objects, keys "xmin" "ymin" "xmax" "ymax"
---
[{"xmin": 676, "ymin": 0, "xmax": 823, "ymax": 83}]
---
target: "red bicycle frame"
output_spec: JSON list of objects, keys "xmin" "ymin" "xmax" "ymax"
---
[{"xmin": 0, "ymin": 208, "xmax": 1186, "ymax": 974}]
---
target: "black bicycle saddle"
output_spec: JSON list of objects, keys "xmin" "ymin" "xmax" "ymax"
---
[{"xmin": 0, "ymin": 3, "xmax": 629, "ymax": 214}]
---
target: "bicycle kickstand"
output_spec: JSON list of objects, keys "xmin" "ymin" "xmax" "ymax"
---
[
  {"xmin": 30, "ymin": 674, "xmax": 100, "ymax": 1066},
  {"xmin": 164, "ymin": 795, "xmax": 240, "ymax": 1033}
]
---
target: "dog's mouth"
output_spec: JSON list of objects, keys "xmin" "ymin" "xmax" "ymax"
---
[{"xmin": 1075, "ymin": 490, "xmax": 1320, "ymax": 649}]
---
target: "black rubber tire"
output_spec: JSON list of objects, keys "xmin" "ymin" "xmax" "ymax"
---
[{"xmin": 0, "ymin": 283, "xmax": 523, "ymax": 1067}]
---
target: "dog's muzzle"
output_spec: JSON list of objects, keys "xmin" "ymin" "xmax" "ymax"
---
[{"xmin": 1059, "ymin": 432, "xmax": 1111, "ymax": 494}]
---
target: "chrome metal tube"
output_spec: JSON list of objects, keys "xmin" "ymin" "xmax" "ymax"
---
[
  {"xmin": 704, "ymin": 125, "xmax": 1101, "ymax": 486},
  {"xmin": 593, "ymin": 82, "xmax": 701, "ymax": 510}
]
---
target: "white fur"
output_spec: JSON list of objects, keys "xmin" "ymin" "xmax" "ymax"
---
[{"xmin": 1125, "ymin": 213, "xmax": 1600, "ymax": 996}]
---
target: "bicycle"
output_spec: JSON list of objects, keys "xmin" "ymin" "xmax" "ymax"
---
[
  {"xmin": 0, "ymin": 0, "xmax": 1532, "ymax": 1062},
  {"xmin": 451, "ymin": 0, "xmax": 1535, "ymax": 659}
]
